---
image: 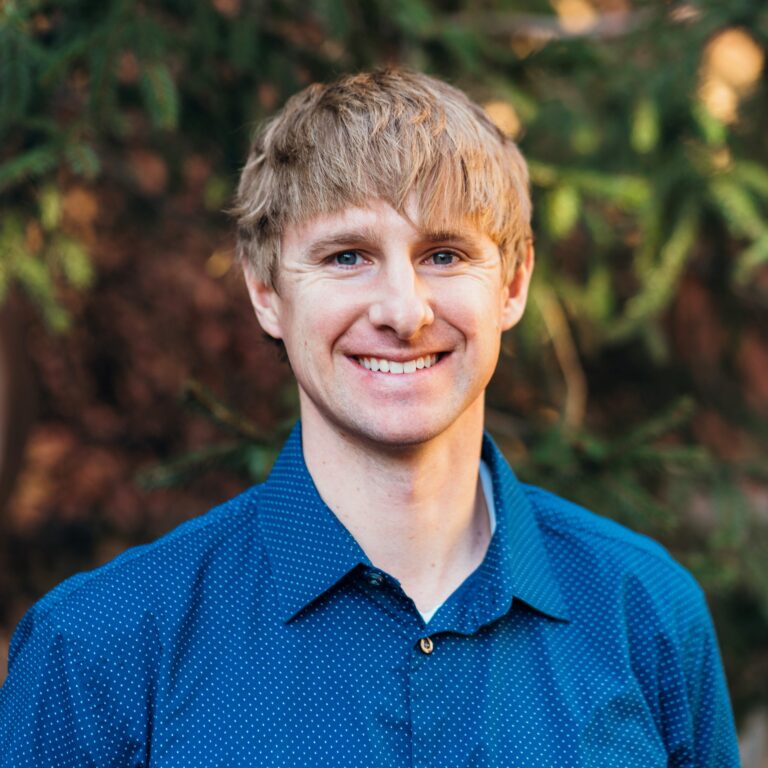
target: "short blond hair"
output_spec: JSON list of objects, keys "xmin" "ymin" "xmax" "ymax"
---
[{"xmin": 234, "ymin": 69, "xmax": 531, "ymax": 286}]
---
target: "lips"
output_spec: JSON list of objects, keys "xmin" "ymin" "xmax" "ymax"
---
[{"xmin": 356, "ymin": 353, "xmax": 440, "ymax": 374}]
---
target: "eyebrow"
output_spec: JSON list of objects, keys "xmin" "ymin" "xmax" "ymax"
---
[
  {"xmin": 304, "ymin": 228, "xmax": 477, "ymax": 259},
  {"xmin": 304, "ymin": 228, "xmax": 382, "ymax": 259},
  {"xmin": 421, "ymin": 230, "xmax": 475, "ymax": 245}
]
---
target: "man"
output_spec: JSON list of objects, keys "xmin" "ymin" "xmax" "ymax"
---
[{"xmin": 0, "ymin": 70, "xmax": 739, "ymax": 766}]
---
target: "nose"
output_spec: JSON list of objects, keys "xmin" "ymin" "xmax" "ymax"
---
[{"xmin": 367, "ymin": 259, "xmax": 435, "ymax": 339}]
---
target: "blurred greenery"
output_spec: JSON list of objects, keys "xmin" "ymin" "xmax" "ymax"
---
[{"xmin": 2, "ymin": 0, "xmax": 767, "ymax": 718}]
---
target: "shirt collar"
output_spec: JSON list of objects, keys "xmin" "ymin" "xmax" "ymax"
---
[
  {"xmin": 258, "ymin": 424, "xmax": 371, "ymax": 622},
  {"xmin": 472, "ymin": 432, "xmax": 570, "ymax": 624},
  {"xmin": 258, "ymin": 424, "xmax": 569, "ymax": 624}
]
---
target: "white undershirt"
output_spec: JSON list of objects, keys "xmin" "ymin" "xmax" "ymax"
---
[{"xmin": 417, "ymin": 460, "xmax": 496, "ymax": 624}]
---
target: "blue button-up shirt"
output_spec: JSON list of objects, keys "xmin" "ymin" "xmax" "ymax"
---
[{"xmin": 0, "ymin": 426, "xmax": 739, "ymax": 766}]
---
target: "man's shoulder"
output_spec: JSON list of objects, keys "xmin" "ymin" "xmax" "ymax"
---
[
  {"xmin": 13, "ymin": 485, "xmax": 265, "ymax": 653},
  {"xmin": 521, "ymin": 483, "xmax": 704, "ymax": 610}
]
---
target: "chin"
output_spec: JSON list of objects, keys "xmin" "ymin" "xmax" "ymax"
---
[{"xmin": 338, "ymin": 411, "xmax": 461, "ymax": 450}]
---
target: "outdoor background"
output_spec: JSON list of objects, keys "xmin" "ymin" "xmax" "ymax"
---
[{"xmin": 1, "ymin": 0, "xmax": 767, "ymax": 751}]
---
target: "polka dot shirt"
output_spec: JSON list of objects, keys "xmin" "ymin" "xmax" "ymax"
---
[{"xmin": 0, "ymin": 426, "xmax": 739, "ymax": 766}]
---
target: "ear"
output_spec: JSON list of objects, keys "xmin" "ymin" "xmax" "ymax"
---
[
  {"xmin": 242, "ymin": 262, "xmax": 284, "ymax": 340},
  {"xmin": 500, "ymin": 239, "xmax": 534, "ymax": 331}
]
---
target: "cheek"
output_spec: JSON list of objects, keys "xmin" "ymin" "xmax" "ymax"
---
[
  {"xmin": 439, "ymin": 281, "xmax": 506, "ymax": 328},
  {"xmin": 284, "ymin": 287, "xmax": 363, "ymax": 346}
]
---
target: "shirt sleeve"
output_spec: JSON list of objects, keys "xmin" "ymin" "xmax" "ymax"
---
[
  {"xmin": 661, "ymin": 584, "xmax": 740, "ymax": 768},
  {"xmin": 0, "ymin": 597, "xmax": 158, "ymax": 767}
]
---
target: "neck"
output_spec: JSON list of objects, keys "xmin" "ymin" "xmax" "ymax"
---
[{"xmin": 300, "ymin": 402, "xmax": 491, "ymax": 614}]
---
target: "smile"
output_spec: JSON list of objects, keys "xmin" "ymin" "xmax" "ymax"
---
[{"xmin": 356, "ymin": 354, "xmax": 440, "ymax": 374}]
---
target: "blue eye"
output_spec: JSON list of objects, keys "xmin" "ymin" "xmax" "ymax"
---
[
  {"xmin": 430, "ymin": 251, "xmax": 457, "ymax": 266},
  {"xmin": 334, "ymin": 251, "xmax": 361, "ymax": 267}
]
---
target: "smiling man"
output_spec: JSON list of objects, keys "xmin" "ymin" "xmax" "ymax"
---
[
  {"xmin": 244, "ymin": 194, "xmax": 529, "ymax": 617},
  {"xmin": 0, "ymin": 70, "xmax": 739, "ymax": 766}
]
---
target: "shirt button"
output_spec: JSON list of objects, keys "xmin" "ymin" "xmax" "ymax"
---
[
  {"xmin": 419, "ymin": 636, "xmax": 434, "ymax": 655},
  {"xmin": 366, "ymin": 570, "xmax": 384, "ymax": 586}
]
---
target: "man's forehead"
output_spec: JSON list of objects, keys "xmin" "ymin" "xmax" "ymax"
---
[{"xmin": 281, "ymin": 198, "xmax": 486, "ymax": 252}]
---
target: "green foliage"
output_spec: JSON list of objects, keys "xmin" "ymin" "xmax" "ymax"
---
[
  {"xmin": 608, "ymin": 202, "xmax": 698, "ymax": 342},
  {"xmin": 0, "ymin": 201, "xmax": 94, "ymax": 330},
  {"xmin": 631, "ymin": 96, "xmax": 660, "ymax": 155},
  {"xmin": 140, "ymin": 62, "xmax": 179, "ymax": 131},
  {"xmin": 517, "ymin": 398, "xmax": 707, "ymax": 532},
  {"xmin": 64, "ymin": 143, "xmax": 100, "ymax": 179},
  {"xmin": 543, "ymin": 185, "xmax": 580, "ymax": 239},
  {"xmin": 137, "ymin": 381, "xmax": 291, "ymax": 488},
  {"xmin": 0, "ymin": 145, "xmax": 59, "ymax": 191}
]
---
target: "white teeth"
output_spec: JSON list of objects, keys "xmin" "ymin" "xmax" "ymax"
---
[{"xmin": 357, "ymin": 354, "xmax": 440, "ymax": 374}]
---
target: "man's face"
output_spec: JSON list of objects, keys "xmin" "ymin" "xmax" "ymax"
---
[{"xmin": 245, "ymin": 198, "xmax": 533, "ymax": 450}]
